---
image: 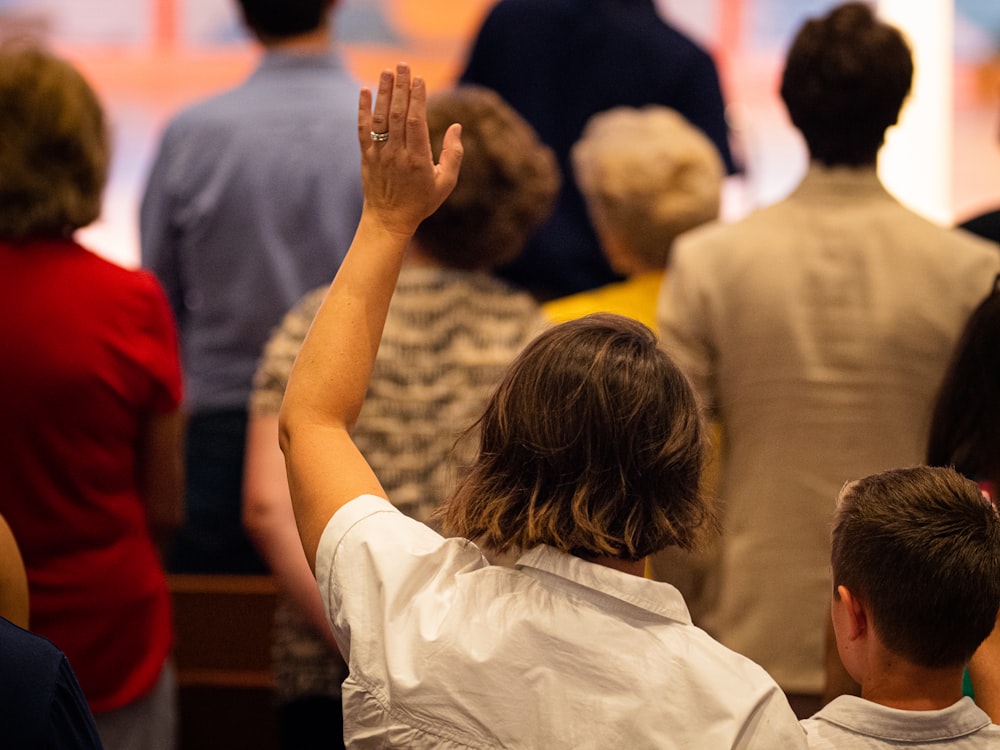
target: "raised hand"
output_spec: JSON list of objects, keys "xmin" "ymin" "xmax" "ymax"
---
[{"xmin": 357, "ymin": 63, "xmax": 463, "ymax": 240}]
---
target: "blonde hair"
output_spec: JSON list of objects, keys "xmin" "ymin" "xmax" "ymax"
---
[
  {"xmin": 0, "ymin": 43, "xmax": 108, "ymax": 240},
  {"xmin": 572, "ymin": 106, "xmax": 723, "ymax": 271}
]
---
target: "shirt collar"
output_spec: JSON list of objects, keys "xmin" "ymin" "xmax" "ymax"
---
[
  {"xmin": 255, "ymin": 47, "xmax": 347, "ymax": 75},
  {"xmin": 513, "ymin": 545, "xmax": 692, "ymax": 624},
  {"xmin": 814, "ymin": 696, "xmax": 992, "ymax": 742},
  {"xmin": 791, "ymin": 163, "xmax": 890, "ymax": 203}
]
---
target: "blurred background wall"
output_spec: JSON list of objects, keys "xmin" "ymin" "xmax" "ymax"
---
[{"xmin": 1, "ymin": 0, "xmax": 998, "ymax": 266}]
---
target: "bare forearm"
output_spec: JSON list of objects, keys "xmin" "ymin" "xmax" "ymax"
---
[
  {"xmin": 245, "ymin": 500, "xmax": 339, "ymax": 648},
  {"xmin": 245, "ymin": 413, "xmax": 341, "ymax": 647},
  {"xmin": 138, "ymin": 410, "xmax": 184, "ymax": 555},
  {"xmin": 278, "ymin": 64, "xmax": 462, "ymax": 570},
  {"xmin": 280, "ymin": 212, "xmax": 409, "ymax": 438}
]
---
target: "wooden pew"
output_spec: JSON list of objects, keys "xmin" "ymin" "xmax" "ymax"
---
[{"xmin": 169, "ymin": 574, "xmax": 279, "ymax": 750}]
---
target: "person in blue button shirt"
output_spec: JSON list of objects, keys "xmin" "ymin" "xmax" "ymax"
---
[{"xmin": 141, "ymin": 0, "xmax": 363, "ymax": 574}]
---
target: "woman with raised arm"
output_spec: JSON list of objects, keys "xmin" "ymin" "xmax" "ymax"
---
[
  {"xmin": 244, "ymin": 84, "xmax": 554, "ymax": 748},
  {"xmin": 280, "ymin": 64, "xmax": 806, "ymax": 748}
]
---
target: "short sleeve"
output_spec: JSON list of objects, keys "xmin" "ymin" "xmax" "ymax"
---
[
  {"xmin": 48, "ymin": 655, "xmax": 104, "ymax": 750},
  {"xmin": 315, "ymin": 496, "xmax": 488, "ymax": 667},
  {"xmin": 130, "ymin": 270, "xmax": 183, "ymax": 414}
]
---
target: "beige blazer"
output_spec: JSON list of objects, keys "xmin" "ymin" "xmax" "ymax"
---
[{"xmin": 658, "ymin": 165, "xmax": 1000, "ymax": 694}]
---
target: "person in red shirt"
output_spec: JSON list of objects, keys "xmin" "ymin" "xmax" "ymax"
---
[{"xmin": 0, "ymin": 44, "xmax": 183, "ymax": 750}]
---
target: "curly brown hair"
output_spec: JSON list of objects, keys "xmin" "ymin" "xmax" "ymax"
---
[
  {"xmin": 418, "ymin": 85, "xmax": 560, "ymax": 271},
  {"xmin": 436, "ymin": 313, "xmax": 713, "ymax": 561},
  {"xmin": 0, "ymin": 43, "xmax": 108, "ymax": 240}
]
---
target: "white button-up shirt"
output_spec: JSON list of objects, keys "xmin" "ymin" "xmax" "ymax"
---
[{"xmin": 317, "ymin": 495, "xmax": 807, "ymax": 748}]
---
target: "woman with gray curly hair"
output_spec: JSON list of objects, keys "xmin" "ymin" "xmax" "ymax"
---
[
  {"xmin": 242, "ymin": 83, "xmax": 558, "ymax": 749},
  {"xmin": 0, "ymin": 44, "xmax": 182, "ymax": 749},
  {"xmin": 545, "ymin": 105, "xmax": 723, "ymax": 329}
]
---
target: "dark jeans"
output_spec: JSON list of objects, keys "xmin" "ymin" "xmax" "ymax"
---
[{"xmin": 167, "ymin": 409, "xmax": 267, "ymax": 574}]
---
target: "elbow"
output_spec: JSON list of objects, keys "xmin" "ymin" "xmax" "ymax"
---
[{"xmin": 242, "ymin": 490, "xmax": 268, "ymax": 548}]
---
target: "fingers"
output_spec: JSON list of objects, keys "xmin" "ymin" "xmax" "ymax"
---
[
  {"xmin": 404, "ymin": 76, "xmax": 432, "ymax": 160},
  {"xmin": 359, "ymin": 63, "xmax": 462, "ymax": 190},
  {"xmin": 357, "ymin": 87, "xmax": 373, "ymax": 150},
  {"xmin": 388, "ymin": 63, "xmax": 411, "ymax": 144},
  {"xmin": 370, "ymin": 68, "xmax": 394, "ymax": 138}
]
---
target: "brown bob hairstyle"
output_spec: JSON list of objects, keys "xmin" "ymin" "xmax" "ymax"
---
[
  {"xmin": 418, "ymin": 85, "xmax": 560, "ymax": 271},
  {"xmin": 437, "ymin": 313, "xmax": 712, "ymax": 561},
  {"xmin": 0, "ymin": 43, "xmax": 109, "ymax": 240}
]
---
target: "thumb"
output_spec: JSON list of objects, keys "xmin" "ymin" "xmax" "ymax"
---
[{"xmin": 436, "ymin": 123, "xmax": 464, "ymax": 194}]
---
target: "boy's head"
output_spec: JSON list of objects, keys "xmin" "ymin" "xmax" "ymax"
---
[
  {"xmin": 571, "ymin": 106, "xmax": 723, "ymax": 275},
  {"xmin": 438, "ymin": 313, "xmax": 712, "ymax": 561},
  {"xmin": 780, "ymin": 2, "xmax": 913, "ymax": 166},
  {"xmin": 831, "ymin": 466, "xmax": 1000, "ymax": 673}
]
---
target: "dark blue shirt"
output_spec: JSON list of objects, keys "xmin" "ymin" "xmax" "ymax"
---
[
  {"xmin": 460, "ymin": 0, "xmax": 735, "ymax": 298},
  {"xmin": 961, "ymin": 208, "xmax": 1000, "ymax": 245},
  {"xmin": 0, "ymin": 617, "xmax": 104, "ymax": 749}
]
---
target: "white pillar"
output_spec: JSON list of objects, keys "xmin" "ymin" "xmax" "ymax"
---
[{"xmin": 876, "ymin": 0, "xmax": 954, "ymax": 224}]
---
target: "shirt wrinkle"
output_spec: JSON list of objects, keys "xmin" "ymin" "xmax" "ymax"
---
[
  {"xmin": 346, "ymin": 672, "xmax": 501, "ymax": 750},
  {"xmin": 320, "ymin": 495, "xmax": 807, "ymax": 748}
]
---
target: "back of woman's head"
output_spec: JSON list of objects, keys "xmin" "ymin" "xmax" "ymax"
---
[
  {"xmin": 417, "ymin": 85, "xmax": 560, "ymax": 270},
  {"xmin": 0, "ymin": 43, "xmax": 108, "ymax": 240},
  {"xmin": 438, "ymin": 314, "xmax": 711, "ymax": 561},
  {"xmin": 572, "ymin": 106, "xmax": 723, "ymax": 272},
  {"xmin": 927, "ymin": 281, "xmax": 1000, "ymax": 485}
]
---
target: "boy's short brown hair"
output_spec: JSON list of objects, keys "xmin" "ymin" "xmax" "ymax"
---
[{"xmin": 832, "ymin": 466, "xmax": 1000, "ymax": 668}]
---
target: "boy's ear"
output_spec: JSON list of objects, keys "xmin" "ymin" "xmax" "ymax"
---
[{"xmin": 837, "ymin": 584, "xmax": 868, "ymax": 641}]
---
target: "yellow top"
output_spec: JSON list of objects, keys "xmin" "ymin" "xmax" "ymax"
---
[{"xmin": 543, "ymin": 270, "xmax": 664, "ymax": 331}]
